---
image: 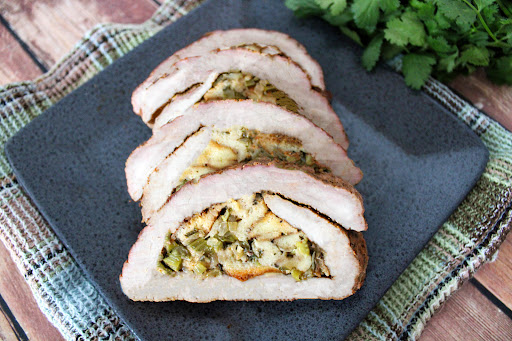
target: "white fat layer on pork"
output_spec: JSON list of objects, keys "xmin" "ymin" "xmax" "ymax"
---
[
  {"xmin": 131, "ymin": 49, "xmax": 347, "ymax": 147},
  {"xmin": 126, "ymin": 100, "xmax": 361, "ymax": 202}
]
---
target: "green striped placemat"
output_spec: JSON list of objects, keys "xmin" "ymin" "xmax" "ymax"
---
[{"xmin": 0, "ymin": 1, "xmax": 510, "ymax": 339}]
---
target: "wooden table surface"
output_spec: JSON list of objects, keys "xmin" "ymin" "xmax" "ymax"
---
[{"xmin": 0, "ymin": 1, "xmax": 511, "ymax": 340}]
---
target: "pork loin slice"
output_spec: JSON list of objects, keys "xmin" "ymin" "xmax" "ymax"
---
[
  {"xmin": 138, "ymin": 101, "xmax": 362, "ymax": 220},
  {"xmin": 126, "ymin": 101, "xmax": 362, "ymax": 203},
  {"xmin": 131, "ymin": 49, "xmax": 348, "ymax": 148},
  {"xmin": 149, "ymin": 160, "xmax": 366, "ymax": 231},
  {"xmin": 120, "ymin": 191, "xmax": 367, "ymax": 302},
  {"xmin": 138, "ymin": 28, "xmax": 325, "ymax": 94}
]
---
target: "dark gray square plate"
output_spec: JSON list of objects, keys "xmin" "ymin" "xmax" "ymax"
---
[{"xmin": 5, "ymin": 0, "xmax": 488, "ymax": 339}]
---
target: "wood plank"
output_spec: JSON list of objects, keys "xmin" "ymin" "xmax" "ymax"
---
[
  {"xmin": 474, "ymin": 233, "xmax": 512, "ymax": 311},
  {"xmin": 0, "ymin": 23, "xmax": 42, "ymax": 85},
  {"xmin": 0, "ymin": 0, "xmax": 158, "ymax": 68},
  {"xmin": 420, "ymin": 281, "xmax": 512, "ymax": 341},
  {"xmin": 0, "ymin": 241, "xmax": 65, "ymax": 341},
  {"xmin": 450, "ymin": 69, "xmax": 512, "ymax": 131}
]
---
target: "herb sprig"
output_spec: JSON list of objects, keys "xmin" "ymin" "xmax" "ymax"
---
[{"xmin": 285, "ymin": 0, "xmax": 512, "ymax": 89}]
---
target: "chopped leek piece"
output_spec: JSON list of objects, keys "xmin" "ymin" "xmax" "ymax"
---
[
  {"xmin": 157, "ymin": 262, "xmax": 174, "ymax": 275},
  {"xmin": 164, "ymin": 240, "xmax": 177, "ymax": 253},
  {"xmin": 296, "ymin": 239, "xmax": 310, "ymax": 257},
  {"xmin": 227, "ymin": 221, "xmax": 238, "ymax": 232},
  {"xmin": 172, "ymin": 245, "xmax": 190, "ymax": 258},
  {"xmin": 221, "ymin": 208, "xmax": 230, "ymax": 221},
  {"xmin": 189, "ymin": 238, "xmax": 208, "ymax": 253},
  {"xmin": 286, "ymin": 153, "xmax": 300, "ymax": 163},
  {"xmin": 193, "ymin": 262, "xmax": 207, "ymax": 274},
  {"xmin": 205, "ymin": 269, "xmax": 221, "ymax": 277},
  {"xmin": 207, "ymin": 237, "xmax": 223, "ymax": 251},
  {"xmin": 291, "ymin": 269, "xmax": 303, "ymax": 282},
  {"xmin": 163, "ymin": 253, "xmax": 182, "ymax": 271},
  {"xmin": 217, "ymin": 232, "xmax": 237, "ymax": 243},
  {"xmin": 305, "ymin": 154, "xmax": 314, "ymax": 166},
  {"xmin": 244, "ymin": 78, "xmax": 256, "ymax": 87},
  {"xmin": 185, "ymin": 229, "xmax": 198, "ymax": 237}
]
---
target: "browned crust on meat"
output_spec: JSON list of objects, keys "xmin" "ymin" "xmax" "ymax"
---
[{"xmin": 347, "ymin": 230, "xmax": 368, "ymax": 292}]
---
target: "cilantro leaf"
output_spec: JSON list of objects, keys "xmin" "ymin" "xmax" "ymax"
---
[
  {"xmin": 427, "ymin": 36, "xmax": 453, "ymax": 53},
  {"xmin": 436, "ymin": 0, "xmax": 477, "ymax": 30},
  {"xmin": 468, "ymin": 31, "xmax": 490, "ymax": 47},
  {"xmin": 487, "ymin": 55, "xmax": 512, "ymax": 84},
  {"xmin": 285, "ymin": 0, "xmax": 323, "ymax": 17},
  {"xmin": 474, "ymin": 0, "xmax": 496, "ymax": 9},
  {"xmin": 340, "ymin": 26, "xmax": 363, "ymax": 46},
  {"xmin": 414, "ymin": 1, "xmax": 435, "ymax": 21},
  {"xmin": 315, "ymin": 0, "xmax": 347, "ymax": 15},
  {"xmin": 362, "ymin": 34, "xmax": 384, "ymax": 70},
  {"xmin": 385, "ymin": 11, "xmax": 426, "ymax": 47},
  {"xmin": 351, "ymin": 0, "xmax": 380, "ymax": 33},
  {"xmin": 402, "ymin": 53, "xmax": 436, "ymax": 89},
  {"xmin": 438, "ymin": 51, "xmax": 459, "ymax": 73},
  {"xmin": 286, "ymin": 0, "xmax": 512, "ymax": 87},
  {"xmin": 460, "ymin": 45, "xmax": 491, "ymax": 66},
  {"xmin": 379, "ymin": 0, "xmax": 399, "ymax": 15}
]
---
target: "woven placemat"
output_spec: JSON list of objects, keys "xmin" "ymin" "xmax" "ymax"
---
[{"xmin": 0, "ymin": 1, "xmax": 511, "ymax": 340}]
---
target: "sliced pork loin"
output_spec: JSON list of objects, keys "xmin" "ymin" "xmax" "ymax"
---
[
  {"xmin": 125, "ymin": 101, "xmax": 362, "ymax": 208},
  {"xmin": 139, "ymin": 28, "xmax": 325, "ymax": 92},
  {"xmin": 120, "ymin": 164, "xmax": 367, "ymax": 302},
  {"xmin": 149, "ymin": 160, "xmax": 367, "ymax": 230},
  {"xmin": 131, "ymin": 48, "xmax": 348, "ymax": 148}
]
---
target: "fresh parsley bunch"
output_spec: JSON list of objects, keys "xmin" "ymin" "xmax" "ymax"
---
[{"xmin": 285, "ymin": 0, "xmax": 512, "ymax": 89}]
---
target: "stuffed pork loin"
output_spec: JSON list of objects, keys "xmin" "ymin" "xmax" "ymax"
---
[
  {"xmin": 131, "ymin": 48, "xmax": 348, "ymax": 148},
  {"xmin": 125, "ymin": 101, "xmax": 363, "ymax": 220},
  {"xmin": 120, "ymin": 161, "xmax": 367, "ymax": 302},
  {"xmin": 138, "ymin": 28, "xmax": 325, "ymax": 92}
]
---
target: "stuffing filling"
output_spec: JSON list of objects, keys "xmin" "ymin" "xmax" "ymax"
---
[
  {"xmin": 157, "ymin": 193, "xmax": 331, "ymax": 281},
  {"xmin": 201, "ymin": 71, "xmax": 300, "ymax": 114},
  {"xmin": 176, "ymin": 127, "xmax": 329, "ymax": 192}
]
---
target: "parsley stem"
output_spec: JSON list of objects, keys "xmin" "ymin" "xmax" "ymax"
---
[
  {"xmin": 496, "ymin": 0, "xmax": 512, "ymax": 18},
  {"xmin": 461, "ymin": 0, "xmax": 500, "ymax": 44}
]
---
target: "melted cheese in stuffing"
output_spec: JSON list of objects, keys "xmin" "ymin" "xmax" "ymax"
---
[{"xmin": 158, "ymin": 193, "xmax": 330, "ymax": 281}]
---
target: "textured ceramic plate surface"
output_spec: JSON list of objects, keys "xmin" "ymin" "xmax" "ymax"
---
[{"xmin": 6, "ymin": 0, "xmax": 488, "ymax": 339}]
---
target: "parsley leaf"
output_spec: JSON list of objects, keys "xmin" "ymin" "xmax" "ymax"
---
[{"xmin": 402, "ymin": 53, "xmax": 436, "ymax": 89}]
